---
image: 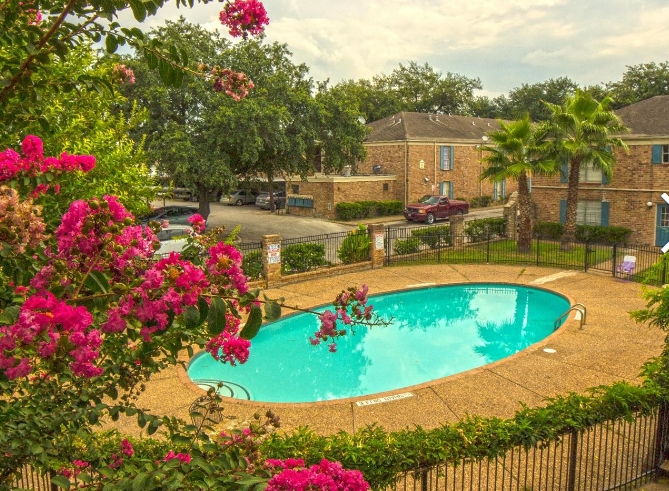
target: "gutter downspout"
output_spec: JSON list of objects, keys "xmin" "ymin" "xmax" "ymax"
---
[{"xmin": 404, "ymin": 140, "xmax": 408, "ymax": 206}]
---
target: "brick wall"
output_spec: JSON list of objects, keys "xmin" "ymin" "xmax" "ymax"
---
[
  {"xmin": 531, "ymin": 143, "xmax": 669, "ymax": 245},
  {"xmin": 363, "ymin": 142, "xmax": 517, "ymax": 204}
]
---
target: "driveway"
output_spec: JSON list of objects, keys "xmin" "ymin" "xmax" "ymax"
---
[{"xmin": 153, "ymin": 200, "xmax": 504, "ymax": 244}]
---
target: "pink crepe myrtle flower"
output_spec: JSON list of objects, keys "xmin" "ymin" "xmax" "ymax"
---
[
  {"xmin": 188, "ymin": 213, "xmax": 206, "ymax": 234},
  {"xmin": 219, "ymin": 0, "xmax": 269, "ymax": 38},
  {"xmin": 163, "ymin": 451, "xmax": 192, "ymax": 464},
  {"xmin": 265, "ymin": 459, "xmax": 369, "ymax": 491}
]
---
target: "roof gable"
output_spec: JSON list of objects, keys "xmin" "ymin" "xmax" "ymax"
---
[{"xmin": 366, "ymin": 112, "xmax": 500, "ymax": 143}]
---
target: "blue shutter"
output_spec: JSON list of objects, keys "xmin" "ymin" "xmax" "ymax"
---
[
  {"xmin": 601, "ymin": 201, "xmax": 610, "ymax": 226},
  {"xmin": 440, "ymin": 147, "xmax": 446, "ymax": 170},
  {"xmin": 528, "ymin": 177, "xmax": 532, "ymax": 193},
  {"xmin": 652, "ymin": 145, "xmax": 662, "ymax": 164},
  {"xmin": 501, "ymin": 179, "xmax": 506, "ymax": 198},
  {"xmin": 449, "ymin": 181, "xmax": 454, "ymax": 199},
  {"xmin": 602, "ymin": 172, "xmax": 609, "ymax": 185},
  {"xmin": 439, "ymin": 181, "xmax": 445, "ymax": 194},
  {"xmin": 560, "ymin": 158, "xmax": 568, "ymax": 183},
  {"xmin": 559, "ymin": 199, "xmax": 567, "ymax": 224},
  {"xmin": 449, "ymin": 146, "xmax": 454, "ymax": 170}
]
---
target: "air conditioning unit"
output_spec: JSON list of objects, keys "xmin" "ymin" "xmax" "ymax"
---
[{"xmin": 372, "ymin": 165, "xmax": 381, "ymax": 174}]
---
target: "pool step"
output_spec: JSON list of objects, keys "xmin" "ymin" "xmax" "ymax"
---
[{"xmin": 191, "ymin": 379, "xmax": 252, "ymax": 400}]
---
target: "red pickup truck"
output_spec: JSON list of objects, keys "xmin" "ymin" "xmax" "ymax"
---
[{"xmin": 403, "ymin": 195, "xmax": 469, "ymax": 224}]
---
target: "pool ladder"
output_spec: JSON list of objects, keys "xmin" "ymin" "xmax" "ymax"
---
[{"xmin": 554, "ymin": 303, "xmax": 586, "ymax": 331}]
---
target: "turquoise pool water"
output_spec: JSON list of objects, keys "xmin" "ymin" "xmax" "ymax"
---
[{"xmin": 187, "ymin": 283, "xmax": 570, "ymax": 403}]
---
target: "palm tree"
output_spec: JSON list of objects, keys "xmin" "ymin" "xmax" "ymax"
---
[
  {"xmin": 480, "ymin": 115, "xmax": 555, "ymax": 253},
  {"xmin": 543, "ymin": 90, "xmax": 628, "ymax": 249}
]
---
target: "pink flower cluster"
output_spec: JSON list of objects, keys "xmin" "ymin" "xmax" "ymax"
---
[
  {"xmin": 206, "ymin": 242, "xmax": 249, "ymax": 294},
  {"xmin": 163, "ymin": 451, "xmax": 192, "ymax": 464},
  {"xmin": 0, "ymin": 135, "xmax": 95, "ymax": 183},
  {"xmin": 310, "ymin": 285, "xmax": 373, "ymax": 352},
  {"xmin": 0, "ymin": 292, "xmax": 101, "ymax": 379},
  {"xmin": 109, "ymin": 439, "xmax": 134, "ymax": 469},
  {"xmin": 58, "ymin": 459, "xmax": 89, "ymax": 479},
  {"xmin": 112, "ymin": 64, "xmax": 136, "ymax": 84},
  {"xmin": 187, "ymin": 213, "xmax": 206, "ymax": 234},
  {"xmin": 219, "ymin": 0, "xmax": 269, "ymax": 38},
  {"xmin": 265, "ymin": 459, "xmax": 369, "ymax": 491},
  {"xmin": 0, "ymin": 186, "xmax": 46, "ymax": 254},
  {"xmin": 211, "ymin": 68, "xmax": 255, "ymax": 101}
]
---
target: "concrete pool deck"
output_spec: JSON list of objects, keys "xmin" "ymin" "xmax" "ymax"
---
[{"xmin": 112, "ymin": 264, "xmax": 667, "ymax": 437}]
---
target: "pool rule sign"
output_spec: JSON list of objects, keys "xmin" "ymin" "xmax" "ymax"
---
[{"xmin": 267, "ymin": 243, "xmax": 280, "ymax": 264}]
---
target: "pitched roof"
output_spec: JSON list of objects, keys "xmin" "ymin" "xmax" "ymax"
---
[
  {"xmin": 615, "ymin": 95, "xmax": 669, "ymax": 137},
  {"xmin": 366, "ymin": 112, "xmax": 501, "ymax": 143}
]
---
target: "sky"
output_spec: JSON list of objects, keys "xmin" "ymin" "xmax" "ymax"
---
[{"xmin": 121, "ymin": 0, "xmax": 669, "ymax": 97}]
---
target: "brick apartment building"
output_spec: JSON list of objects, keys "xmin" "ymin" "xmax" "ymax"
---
[
  {"xmin": 287, "ymin": 112, "xmax": 512, "ymax": 219},
  {"xmin": 531, "ymin": 95, "xmax": 669, "ymax": 246}
]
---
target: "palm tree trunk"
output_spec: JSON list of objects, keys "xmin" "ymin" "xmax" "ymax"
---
[
  {"xmin": 517, "ymin": 171, "xmax": 532, "ymax": 253},
  {"xmin": 560, "ymin": 157, "xmax": 581, "ymax": 250}
]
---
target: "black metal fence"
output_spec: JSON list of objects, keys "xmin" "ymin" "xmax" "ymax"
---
[
  {"xmin": 386, "ymin": 227, "xmax": 667, "ymax": 286},
  {"xmin": 280, "ymin": 230, "xmax": 366, "ymax": 275},
  {"xmin": 390, "ymin": 405, "xmax": 669, "ymax": 491}
]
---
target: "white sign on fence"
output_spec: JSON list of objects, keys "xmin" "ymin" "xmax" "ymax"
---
[{"xmin": 267, "ymin": 243, "xmax": 281, "ymax": 264}]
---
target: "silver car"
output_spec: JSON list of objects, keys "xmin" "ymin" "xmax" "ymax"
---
[
  {"xmin": 221, "ymin": 189, "xmax": 259, "ymax": 206},
  {"xmin": 255, "ymin": 191, "xmax": 286, "ymax": 210}
]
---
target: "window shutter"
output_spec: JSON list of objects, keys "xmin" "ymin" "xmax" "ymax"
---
[
  {"xmin": 602, "ymin": 172, "xmax": 609, "ymax": 185},
  {"xmin": 501, "ymin": 179, "xmax": 506, "ymax": 198},
  {"xmin": 528, "ymin": 177, "xmax": 532, "ymax": 193},
  {"xmin": 560, "ymin": 158, "xmax": 568, "ymax": 183},
  {"xmin": 440, "ymin": 147, "xmax": 446, "ymax": 170},
  {"xmin": 559, "ymin": 199, "xmax": 567, "ymax": 224},
  {"xmin": 652, "ymin": 145, "xmax": 662, "ymax": 164},
  {"xmin": 439, "ymin": 181, "xmax": 445, "ymax": 194},
  {"xmin": 449, "ymin": 181, "xmax": 454, "ymax": 199},
  {"xmin": 601, "ymin": 201, "xmax": 610, "ymax": 226},
  {"xmin": 449, "ymin": 146, "xmax": 454, "ymax": 170}
]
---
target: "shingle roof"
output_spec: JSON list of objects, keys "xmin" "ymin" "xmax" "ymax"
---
[
  {"xmin": 366, "ymin": 112, "xmax": 501, "ymax": 143},
  {"xmin": 615, "ymin": 95, "xmax": 669, "ymax": 137}
]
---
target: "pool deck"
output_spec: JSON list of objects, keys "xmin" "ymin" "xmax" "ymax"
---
[{"xmin": 110, "ymin": 264, "xmax": 667, "ymax": 436}]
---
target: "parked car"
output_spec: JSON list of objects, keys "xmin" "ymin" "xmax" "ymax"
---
[
  {"xmin": 221, "ymin": 189, "xmax": 259, "ymax": 206},
  {"xmin": 154, "ymin": 226, "xmax": 192, "ymax": 256},
  {"xmin": 403, "ymin": 195, "xmax": 469, "ymax": 224},
  {"xmin": 139, "ymin": 206, "xmax": 201, "ymax": 226},
  {"xmin": 156, "ymin": 187, "xmax": 198, "ymax": 202},
  {"xmin": 255, "ymin": 191, "xmax": 286, "ymax": 210}
]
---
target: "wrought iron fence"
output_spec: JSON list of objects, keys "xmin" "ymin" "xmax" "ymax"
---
[
  {"xmin": 280, "ymin": 230, "xmax": 366, "ymax": 275},
  {"xmin": 390, "ymin": 405, "xmax": 669, "ymax": 491},
  {"xmin": 386, "ymin": 227, "xmax": 666, "ymax": 286}
]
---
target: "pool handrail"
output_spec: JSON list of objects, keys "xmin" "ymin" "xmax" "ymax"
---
[{"xmin": 554, "ymin": 303, "xmax": 586, "ymax": 331}]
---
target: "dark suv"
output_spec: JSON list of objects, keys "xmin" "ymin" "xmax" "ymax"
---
[{"xmin": 255, "ymin": 191, "xmax": 286, "ymax": 210}]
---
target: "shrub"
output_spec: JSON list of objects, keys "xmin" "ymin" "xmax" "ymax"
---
[
  {"xmin": 576, "ymin": 225, "xmax": 633, "ymax": 244},
  {"xmin": 411, "ymin": 225, "xmax": 451, "ymax": 249},
  {"xmin": 359, "ymin": 201, "xmax": 378, "ymax": 218},
  {"xmin": 281, "ymin": 243, "xmax": 328, "ymax": 274},
  {"xmin": 335, "ymin": 202, "xmax": 363, "ymax": 221},
  {"xmin": 377, "ymin": 200, "xmax": 404, "ymax": 216},
  {"xmin": 465, "ymin": 218, "xmax": 506, "ymax": 243},
  {"xmin": 338, "ymin": 225, "xmax": 370, "ymax": 264},
  {"xmin": 470, "ymin": 196, "xmax": 493, "ymax": 208},
  {"xmin": 534, "ymin": 221, "xmax": 563, "ymax": 240},
  {"xmin": 242, "ymin": 250, "xmax": 263, "ymax": 280},
  {"xmin": 394, "ymin": 237, "xmax": 420, "ymax": 255}
]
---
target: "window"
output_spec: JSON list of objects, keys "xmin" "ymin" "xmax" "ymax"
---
[
  {"xmin": 578, "ymin": 162, "xmax": 603, "ymax": 183},
  {"xmin": 577, "ymin": 200, "xmax": 602, "ymax": 225},
  {"xmin": 291, "ymin": 184, "xmax": 299, "ymax": 194},
  {"xmin": 382, "ymin": 183, "xmax": 389, "ymax": 191},
  {"xmin": 440, "ymin": 146, "xmax": 454, "ymax": 170},
  {"xmin": 439, "ymin": 181, "xmax": 453, "ymax": 198},
  {"xmin": 493, "ymin": 180, "xmax": 506, "ymax": 200},
  {"xmin": 652, "ymin": 145, "xmax": 669, "ymax": 164}
]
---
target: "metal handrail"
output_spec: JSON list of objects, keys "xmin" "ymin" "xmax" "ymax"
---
[{"xmin": 554, "ymin": 303, "xmax": 587, "ymax": 331}]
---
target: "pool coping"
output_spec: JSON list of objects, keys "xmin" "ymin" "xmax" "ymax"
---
[
  {"xmin": 177, "ymin": 281, "xmax": 578, "ymax": 408},
  {"xmin": 114, "ymin": 264, "xmax": 665, "ymax": 437}
]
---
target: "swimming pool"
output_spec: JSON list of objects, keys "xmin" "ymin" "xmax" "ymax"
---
[{"xmin": 187, "ymin": 283, "xmax": 570, "ymax": 403}]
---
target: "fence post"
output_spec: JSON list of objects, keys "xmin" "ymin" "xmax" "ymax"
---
[
  {"xmin": 367, "ymin": 224, "xmax": 386, "ymax": 269},
  {"xmin": 654, "ymin": 403, "xmax": 669, "ymax": 472},
  {"xmin": 584, "ymin": 242, "xmax": 590, "ymax": 272},
  {"xmin": 486, "ymin": 233, "xmax": 491, "ymax": 263},
  {"xmin": 566, "ymin": 430, "xmax": 579, "ymax": 491},
  {"xmin": 261, "ymin": 234, "xmax": 282, "ymax": 287},
  {"xmin": 420, "ymin": 469, "xmax": 429, "ymax": 491},
  {"xmin": 612, "ymin": 243, "xmax": 618, "ymax": 278},
  {"xmin": 536, "ymin": 236, "xmax": 540, "ymax": 266},
  {"xmin": 663, "ymin": 255, "xmax": 667, "ymax": 285}
]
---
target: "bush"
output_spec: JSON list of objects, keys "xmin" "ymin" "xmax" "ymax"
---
[
  {"xmin": 576, "ymin": 225, "xmax": 633, "ymax": 244},
  {"xmin": 411, "ymin": 225, "xmax": 451, "ymax": 249},
  {"xmin": 470, "ymin": 196, "xmax": 493, "ymax": 208},
  {"xmin": 534, "ymin": 221, "xmax": 563, "ymax": 240},
  {"xmin": 335, "ymin": 202, "xmax": 363, "ymax": 221},
  {"xmin": 338, "ymin": 225, "xmax": 371, "ymax": 264},
  {"xmin": 533, "ymin": 222, "xmax": 633, "ymax": 244},
  {"xmin": 335, "ymin": 200, "xmax": 404, "ymax": 220},
  {"xmin": 242, "ymin": 250, "xmax": 263, "ymax": 280},
  {"xmin": 394, "ymin": 237, "xmax": 420, "ymax": 255},
  {"xmin": 465, "ymin": 218, "xmax": 506, "ymax": 243},
  {"xmin": 281, "ymin": 243, "xmax": 328, "ymax": 274}
]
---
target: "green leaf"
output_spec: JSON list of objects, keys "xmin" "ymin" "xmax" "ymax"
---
[
  {"xmin": 105, "ymin": 34, "xmax": 118, "ymax": 53},
  {"xmin": 183, "ymin": 305, "xmax": 201, "ymax": 329},
  {"xmin": 50, "ymin": 475, "xmax": 72, "ymax": 489},
  {"xmin": 129, "ymin": 0, "xmax": 147, "ymax": 22},
  {"xmin": 0, "ymin": 306, "xmax": 20, "ymax": 325},
  {"xmin": 132, "ymin": 473, "xmax": 149, "ymax": 491},
  {"xmin": 84, "ymin": 270, "xmax": 110, "ymax": 294},
  {"xmin": 207, "ymin": 297, "xmax": 227, "ymax": 335},
  {"xmin": 158, "ymin": 59, "xmax": 171, "ymax": 85},
  {"xmin": 197, "ymin": 296, "xmax": 209, "ymax": 324},
  {"xmin": 146, "ymin": 51, "xmax": 159, "ymax": 70},
  {"xmin": 263, "ymin": 301, "xmax": 281, "ymax": 321},
  {"xmin": 240, "ymin": 304, "xmax": 262, "ymax": 340}
]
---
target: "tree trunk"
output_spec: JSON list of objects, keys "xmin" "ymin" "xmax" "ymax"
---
[
  {"xmin": 560, "ymin": 157, "xmax": 581, "ymax": 251},
  {"xmin": 516, "ymin": 171, "xmax": 533, "ymax": 253},
  {"xmin": 197, "ymin": 188, "xmax": 211, "ymax": 220},
  {"xmin": 267, "ymin": 173, "xmax": 275, "ymax": 212}
]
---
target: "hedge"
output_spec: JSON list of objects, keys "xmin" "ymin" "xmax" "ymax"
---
[
  {"xmin": 281, "ymin": 243, "xmax": 328, "ymax": 274},
  {"xmin": 335, "ymin": 200, "xmax": 403, "ymax": 221},
  {"xmin": 241, "ymin": 250, "xmax": 262, "ymax": 280},
  {"xmin": 411, "ymin": 225, "xmax": 451, "ymax": 249},
  {"xmin": 464, "ymin": 218, "xmax": 506, "ymax": 242},
  {"xmin": 337, "ymin": 225, "xmax": 371, "ymax": 264},
  {"xmin": 394, "ymin": 237, "xmax": 420, "ymax": 255},
  {"xmin": 533, "ymin": 222, "xmax": 633, "ymax": 244}
]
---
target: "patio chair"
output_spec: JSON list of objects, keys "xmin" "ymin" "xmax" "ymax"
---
[{"xmin": 616, "ymin": 255, "xmax": 636, "ymax": 276}]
